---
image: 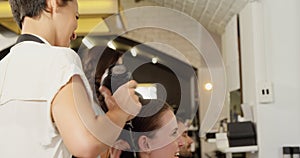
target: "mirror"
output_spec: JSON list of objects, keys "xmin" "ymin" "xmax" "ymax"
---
[{"xmin": 229, "ymin": 89, "xmax": 242, "ymax": 122}]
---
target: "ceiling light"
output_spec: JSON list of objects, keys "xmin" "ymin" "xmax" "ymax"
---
[
  {"xmin": 107, "ymin": 40, "xmax": 116, "ymax": 50},
  {"xmin": 204, "ymin": 82, "xmax": 213, "ymax": 91},
  {"xmin": 152, "ymin": 57, "xmax": 158, "ymax": 64},
  {"xmin": 130, "ymin": 47, "xmax": 138, "ymax": 57},
  {"xmin": 82, "ymin": 38, "xmax": 94, "ymax": 49}
]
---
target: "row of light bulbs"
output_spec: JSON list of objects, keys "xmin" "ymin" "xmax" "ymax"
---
[
  {"xmin": 107, "ymin": 40, "xmax": 158, "ymax": 64},
  {"xmin": 108, "ymin": 40, "xmax": 213, "ymax": 91}
]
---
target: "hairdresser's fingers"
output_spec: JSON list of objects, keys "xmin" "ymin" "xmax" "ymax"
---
[
  {"xmin": 113, "ymin": 139, "xmax": 131, "ymax": 150},
  {"xmin": 127, "ymin": 80, "xmax": 138, "ymax": 89},
  {"xmin": 125, "ymin": 80, "xmax": 141, "ymax": 106},
  {"xmin": 113, "ymin": 82, "xmax": 142, "ymax": 119},
  {"xmin": 131, "ymin": 92, "xmax": 140, "ymax": 104},
  {"xmin": 110, "ymin": 139, "xmax": 130, "ymax": 158},
  {"xmin": 99, "ymin": 86, "xmax": 112, "ymax": 98},
  {"xmin": 110, "ymin": 148, "xmax": 123, "ymax": 158},
  {"xmin": 100, "ymin": 86, "xmax": 116, "ymax": 110},
  {"xmin": 126, "ymin": 80, "xmax": 140, "ymax": 104}
]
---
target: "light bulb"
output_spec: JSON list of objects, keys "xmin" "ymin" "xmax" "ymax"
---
[
  {"xmin": 82, "ymin": 38, "xmax": 94, "ymax": 49},
  {"xmin": 204, "ymin": 82, "xmax": 213, "ymax": 91},
  {"xmin": 107, "ymin": 40, "xmax": 116, "ymax": 50},
  {"xmin": 152, "ymin": 57, "xmax": 158, "ymax": 64},
  {"xmin": 130, "ymin": 48, "xmax": 137, "ymax": 57}
]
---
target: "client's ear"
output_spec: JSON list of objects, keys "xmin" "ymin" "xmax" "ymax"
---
[{"xmin": 138, "ymin": 135, "xmax": 151, "ymax": 152}]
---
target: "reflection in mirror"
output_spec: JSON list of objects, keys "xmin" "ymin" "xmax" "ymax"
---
[{"xmin": 229, "ymin": 89, "xmax": 242, "ymax": 122}]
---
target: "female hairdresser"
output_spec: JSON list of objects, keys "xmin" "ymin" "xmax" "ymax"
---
[{"xmin": 0, "ymin": 0, "xmax": 141, "ymax": 157}]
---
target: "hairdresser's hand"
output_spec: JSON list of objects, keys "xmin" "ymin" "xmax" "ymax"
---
[
  {"xmin": 100, "ymin": 80, "xmax": 142, "ymax": 121},
  {"xmin": 110, "ymin": 139, "xmax": 130, "ymax": 158}
]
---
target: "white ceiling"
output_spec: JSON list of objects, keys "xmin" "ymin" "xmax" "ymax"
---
[{"xmin": 122, "ymin": 0, "xmax": 250, "ymax": 35}]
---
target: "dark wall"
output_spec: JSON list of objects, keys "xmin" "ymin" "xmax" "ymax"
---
[
  {"xmin": 122, "ymin": 48, "xmax": 197, "ymax": 119},
  {"xmin": 132, "ymin": 62, "xmax": 181, "ymax": 107}
]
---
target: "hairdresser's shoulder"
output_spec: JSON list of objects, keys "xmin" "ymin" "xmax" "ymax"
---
[
  {"xmin": 50, "ymin": 45, "xmax": 79, "ymax": 59},
  {"xmin": 49, "ymin": 45, "xmax": 82, "ymax": 66},
  {"xmin": 13, "ymin": 41, "xmax": 76, "ymax": 55},
  {"xmin": 12, "ymin": 42, "xmax": 81, "ymax": 65}
]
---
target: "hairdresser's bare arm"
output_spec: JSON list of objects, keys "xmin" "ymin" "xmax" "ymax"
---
[{"xmin": 51, "ymin": 75, "xmax": 140, "ymax": 158}]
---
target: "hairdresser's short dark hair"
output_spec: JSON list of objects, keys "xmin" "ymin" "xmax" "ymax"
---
[{"xmin": 9, "ymin": 0, "xmax": 72, "ymax": 28}]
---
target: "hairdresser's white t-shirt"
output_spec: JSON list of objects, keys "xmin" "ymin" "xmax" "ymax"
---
[{"xmin": 0, "ymin": 36, "xmax": 103, "ymax": 158}]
